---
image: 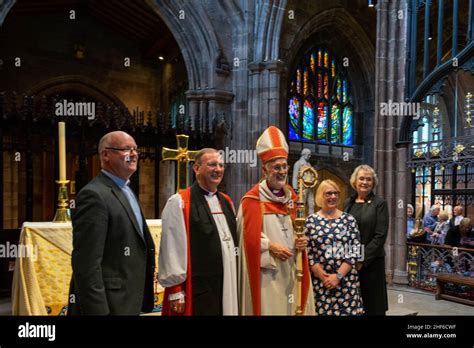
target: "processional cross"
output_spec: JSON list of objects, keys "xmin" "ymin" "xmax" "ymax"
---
[{"xmin": 162, "ymin": 134, "xmax": 200, "ymax": 192}]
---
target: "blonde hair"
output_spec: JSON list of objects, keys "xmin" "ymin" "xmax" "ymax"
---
[
  {"xmin": 438, "ymin": 211, "xmax": 449, "ymax": 221},
  {"xmin": 315, "ymin": 179, "xmax": 340, "ymax": 208},
  {"xmin": 350, "ymin": 164, "xmax": 379, "ymax": 189},
  {"xmin": 460, "ymin": 218, "xmax": 471, "ymax": 228}
]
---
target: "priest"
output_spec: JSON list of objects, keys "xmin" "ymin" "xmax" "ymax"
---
[
  {"xmin": 158, "ymin": 148, "xmax": 238, "ymax": 315},
  {"xmin": 238, "ymin": 126, "xmax": 315, "ymax": 315}
]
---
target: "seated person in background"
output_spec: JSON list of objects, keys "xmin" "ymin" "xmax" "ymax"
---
[
  {"xmin": 431, "ymin": 211, "xmax": 449, "ymax": 245},
  {"xmin": 423, "ymin": 205, "xmax": 440, "ymax": 243},
  {"xmin": 406, "ymin": 204, "xmax": 415, "ymax": 240},
  {"xmin": 445, "ymin": 218, "xmax": 474, "ymax": 248}
]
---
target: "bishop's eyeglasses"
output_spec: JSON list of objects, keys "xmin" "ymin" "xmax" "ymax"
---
[{"xmin": 105, "ymin": 146, "xmax": 140, "ymax": 155}]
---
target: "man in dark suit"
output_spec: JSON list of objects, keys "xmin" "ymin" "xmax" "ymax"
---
[{"xmin": 68, "ymin": 131, "xmax": 155, "ymax": 315}]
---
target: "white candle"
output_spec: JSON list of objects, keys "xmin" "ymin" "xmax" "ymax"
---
[{"xmin": 58, "ymin": 122, "xmax": 66, "ymax": 181}]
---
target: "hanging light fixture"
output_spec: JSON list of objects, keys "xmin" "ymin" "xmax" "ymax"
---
[{"xmin": 465, "ymin": 92, "xmax": 472, "ymax": 128}]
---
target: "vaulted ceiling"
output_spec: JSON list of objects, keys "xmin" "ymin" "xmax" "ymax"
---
[{"xmin": 7, "ymin": 0, "xmax": 181, "ymax": 62}]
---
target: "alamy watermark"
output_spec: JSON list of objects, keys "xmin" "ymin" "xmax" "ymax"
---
[
  {"xmin": 55, "ymin": 99, "xmax": 95, "ymax": 120},
  {"xmin": 0, "ymin": 242, "xmax": 38, "ymax": 261},
  {"xmin": 380, "ymin": 100, "xmax": 421, "ymax": 119},
  {"xmin": 322, "ymin": 242, "xmax": 365, "ymax": 262},
  {"xmin": 18, "ymin": 322, "xmax": 55, "ymax": 341},
  {"xmin": 218, "ymin": 147, "xmax": 257, "ymax": 167}
]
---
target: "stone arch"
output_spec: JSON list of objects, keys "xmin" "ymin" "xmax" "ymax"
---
[
  {"xmin": 27, "ymin": 75, "xmax": 130, "ymax": 112},
  {"xmin": 313, "ymin": 167, "xmax": 351, "ymax": 211},
  {"xmin": 283, "ymin": 8, "xmax": 375, "ymax": 104},
  {"xmin": 146, "ymin": 0, "xmax": 223, "ymax": 91},
  {"xmin": 0, "ymin": 0, "xmax": 15, "ymax": 26},
  {"xmin": 281, "ymin": 9, "xmax": 375, "ymax": 158},
  {"xmin": 253, "ymin": 0, "xmax": 288, "ymax": 62},
  {"xmin": 1, "ymin": 1, "xmax": 225, "ymax": 92}
]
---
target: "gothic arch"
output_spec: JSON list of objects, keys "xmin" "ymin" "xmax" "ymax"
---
[
  {"xmin": 0, "ymin": 0, "xmax": 15, "ymax": 26},
  {"xmin": 146, "ymin": 0, "xmax": 224, "ymax": 90},
  {"xmin": 253, "ymin": 0, "xmax": 288, "ymax": 62},
  {"xmin": 281, "ymin": 8, "xmax": 375, "ymax": 162},
  {"xmin": 27, "ymin": 75, "xmax": 130, "ymax": 112},
  {"xmin": 283, "ymin": 8, "xmax": 375, "ymax": 115},
  {"xmin": 1, "ymin": 0, "xmax": 226, "ymax": 92}
]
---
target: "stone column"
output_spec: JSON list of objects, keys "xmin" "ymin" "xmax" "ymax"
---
[
  {"xmin": 374, "ymin": 0, "xmax": 409, "ymax": 284},
  {"xmin": 393, "ymin": 142, "xmax": 410, "ymax": 284}
]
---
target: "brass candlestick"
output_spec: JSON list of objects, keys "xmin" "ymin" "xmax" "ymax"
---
[{"xmin": 53, "ymin": 180, "xmax": 71, "ymax": 222}]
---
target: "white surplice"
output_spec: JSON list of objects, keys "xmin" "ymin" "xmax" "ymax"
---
[{"xmin": 158, "ymin": 192, "xmax": 238, "ymax": 315}]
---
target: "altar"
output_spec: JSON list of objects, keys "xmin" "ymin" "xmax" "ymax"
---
[{"xmin": 11, "ymin": 220, "xmax": 164, "ymax": 315}]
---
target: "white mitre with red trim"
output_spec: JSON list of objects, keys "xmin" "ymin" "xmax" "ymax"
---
[{"xmin": 256, "ymin": 126, "xmax": 289, "ymax": 163}]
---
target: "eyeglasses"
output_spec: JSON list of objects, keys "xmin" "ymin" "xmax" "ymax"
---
[
  {"xmin": 324, "ymin": 191, "xmax": 340, "ymax": 198},
  {"xmin": 205, "ymin": 162, "xmax": 225, "ymax": 169},
  {"xmin": 270, "ymin": 164, "xmax": 288, "ymax": 172},
  {"xmin": 106, "ymin": 146, "xmax": 140, "ymax": 155}
]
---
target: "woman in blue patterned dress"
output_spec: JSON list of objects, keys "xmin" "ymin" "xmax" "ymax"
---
[{"xmin": 305, "ymin": 179, "xmax": 364, "ymax": 316}]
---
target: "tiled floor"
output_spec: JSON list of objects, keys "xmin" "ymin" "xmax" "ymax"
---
[
  {"xmin": 1, "ymin": 285, "xmax": 472, "ymax": 316},
  {"xmin": 387, "ymin": 285, "xmax": 473, "ymax": 315}
]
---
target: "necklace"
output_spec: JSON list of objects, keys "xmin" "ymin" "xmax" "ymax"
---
[
  {"xmin": 206, "ymin": 195, "xmax": 232, "ymax": 245},
  {"xmin": 276, "ymin": 213, "xmax": 290, "ymax": 239}
]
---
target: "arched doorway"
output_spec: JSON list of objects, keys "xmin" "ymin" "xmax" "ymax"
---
[
  {"xmin": 0, "ymin": 0, "xmax": 194, "ymax": 227},
  {"xmin": 314, "ymin": 168, "xmax": 349, "ymax": 212}
]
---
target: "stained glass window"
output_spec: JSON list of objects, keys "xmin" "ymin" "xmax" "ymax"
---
[
  {"xmin": 318, "ymin": 102, "xmax": 328, "ymax": 141},
  {"xmin": 303, "ymin": 99, "xmax": 314, "ymax": 140},
  {"xmin": 303, "ymin": 68, "xmax": 309, "ymax": 96},
  {"xmin": 331, "ymin": 104, "xmax": 341, "ymax": 143},
  {"xmin": 288, "ymin": 47, "xmax": 353, "ymax": 146},
  {"xmin": 342, "ymin": 106, "xmax": 353, "ymax": 145},
  {"xmin": 323, "ymin": 73, "xmax": 328, "ymax": 99},
  {"xmin": 317, "ymin": 73, "xmax": 322, "ymax": 98},
  {"xmin": 342, "ymin": 79, "xmax": 348, "ymax": 103},
  {"xmin": 288, "ymin": 97, "xmax": 300, "ymax": 140},
  {"xmin": 310, "ymin": 53, "xmax": 316, "ymax": 74},
  {"xmin": 336, "ymin": 78, "xmax": 342, "ymax": 101}
]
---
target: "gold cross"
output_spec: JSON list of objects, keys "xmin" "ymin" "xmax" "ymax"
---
[{"xmin": 162, "ymin": 134, "xmax": 200, "ymax": 192}]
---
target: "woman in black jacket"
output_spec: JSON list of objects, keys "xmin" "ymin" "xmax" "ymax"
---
[{"xmin": 344, "ymin": 164, "xmax": 389, "ymax": 315}]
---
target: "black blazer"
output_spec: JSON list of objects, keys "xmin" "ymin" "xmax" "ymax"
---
[
  {"xmin": 68, "ymin": 171, "xmax": 155, "ymax": 315},
  {"xmin": 344, "ymin": 191, "xmax": 389, "ymax": 268}
]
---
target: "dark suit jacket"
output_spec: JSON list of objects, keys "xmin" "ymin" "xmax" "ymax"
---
[
  {"xmin": 344, "ymin": 191, "xmax": 389, "ymax": 268},
  {"xmin": 344, "ymin": 191, "xmax": 389, "ymax": 315},
  {"xmin": 68, "ymin": 171, "xmax": 155, "ymax": 315}
]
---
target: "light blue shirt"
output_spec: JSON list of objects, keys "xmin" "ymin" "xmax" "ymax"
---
[
  {"xmin": 102, "ymin": 170, "xmax": 143, "ymax": 238},
  {"xmin": 423, "ymin": 212, "xmax": 438, "ymax": 242},
  {"xmin": 407, "ymin": 217, "xmax": 414, "ymax": 239}
]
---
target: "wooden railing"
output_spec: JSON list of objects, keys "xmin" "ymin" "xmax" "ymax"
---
[{"xmin": 407, "ymin": 242, "xmax": 474, "ymax": 301}]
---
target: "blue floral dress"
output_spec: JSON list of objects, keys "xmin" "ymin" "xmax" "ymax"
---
[{"xmin": 305, "ymin": 212, "xmax": 364, "ymax": 316}]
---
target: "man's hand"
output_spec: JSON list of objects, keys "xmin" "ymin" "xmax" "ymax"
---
[
  {"xmin": 169, "ymin": 299, "xmax": 185, "ymax": 314},
  {"xmin": 269, "ymin": 242, "xmax": 294, "ymax": 261},
  {"xmin": 355, "ymin": 262, "xmax": 363, "ymax": 271},
  {"xmin": 295, "ymin": 236, "xmax": 308, "ymax": 251}
]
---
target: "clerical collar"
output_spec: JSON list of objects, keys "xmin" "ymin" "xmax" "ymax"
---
[
  {"xmin": 198, "ymin": 184, "xmax": 217, "ymax": 197},
  {"xmin": 267, "ymin": 182, "xmax": 285, "ymax": 197}
]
